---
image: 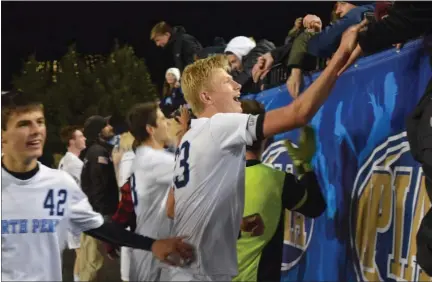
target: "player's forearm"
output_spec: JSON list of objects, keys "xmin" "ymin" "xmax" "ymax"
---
[
  {"xmin": 166, "ymin": 188, "xmax": 175, "ymax": 219},
  {"xmin": 85, "ymin": 222, "xmax": 155, "ymax": 251},
  {"xmin": 262, "ymin": 50, "xmax": 349, "ymax": 138}
]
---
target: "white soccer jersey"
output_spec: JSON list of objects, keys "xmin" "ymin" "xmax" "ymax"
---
[
  {"xmin": 1, "ymin": 163, "xmax": 104, "ymax": 281},
  {"xmin": 58, "ymin": 152, "xmax": 84, "ymax": 249},
  {"xmin": 129, "ymin": 146, "xmax": 175, "ymax": 281},
  {"xmin": 58, "ymin": 152, "xmax": 83, "ymax": 185},
  {"xmin": 171, "ymin": 113, "xmax": 258, "ymax": 278}
]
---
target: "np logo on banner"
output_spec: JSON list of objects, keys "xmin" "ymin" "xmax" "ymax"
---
[
  {"xmin": 261, "ymin": 140, "xmax": 315, "ymax": 272},
  {"xmin": 350, "ymin": 132, "xmax": 432, "ymax": 282}
]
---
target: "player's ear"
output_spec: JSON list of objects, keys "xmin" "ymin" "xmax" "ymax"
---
[
  {"xmin": 145, "ymin": 124, "xmax": 154, "ymax": 136},
  {"xmin": 199, "ymin": 91, "xmax": 213, "ymax": 106},
  {"xmin": 2, "ymin": 129, "xmax": 7, "ymax": 145}
]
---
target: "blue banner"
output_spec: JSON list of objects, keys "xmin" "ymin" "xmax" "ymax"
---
[{"xmin": 243, "ymin": 39, "xmax": 432, "ymax": 282}]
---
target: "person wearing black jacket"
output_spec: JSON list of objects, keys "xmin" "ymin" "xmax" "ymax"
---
[
  {"xmin": 150, "ymin": 21, "xmax": 202, "ymax": 72},
  {"xmin": 81, "ymin": 115, "xmax": 118, "ymax": 216},
  {"xmin": 338, "ymin": 2, "xmax": 432, "ymax": 276},
  {"xmin": 78, "ymin": 115, "xmax": 126, "ymax": 281}
]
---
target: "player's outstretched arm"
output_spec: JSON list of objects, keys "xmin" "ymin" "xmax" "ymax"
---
[
  {"xmin": 84, "ymin": 223, "xmax": 194, "ymax": 266},
  {"xmin": 261, "ymin": 22, "xmax": 363, "ymax": 138},
  {"xmin": 66, "ymin": 169, "xmax": 194, "ymax": 267}
]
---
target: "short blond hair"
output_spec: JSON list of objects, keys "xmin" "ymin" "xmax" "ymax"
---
[
  {"xmin": 181, "ymin": 55, "xmax": 230, "ymax": 115},
  {"xmin": 150, "ymin": 21, "xmax": 172, "ymax": 40}
]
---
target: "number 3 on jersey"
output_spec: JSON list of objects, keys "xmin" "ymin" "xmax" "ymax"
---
[
  {"xmin": 174, "ymin": 141, "xmax": 190, "ymax": 189},
  {"xmin": 130, "ymin": 174, "xmax": 138, "ymax": 207}
]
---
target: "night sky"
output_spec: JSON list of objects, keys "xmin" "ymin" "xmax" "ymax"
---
[{"xmin": 2, "ymin": 1, "xmax": 334, "ymax": 93}]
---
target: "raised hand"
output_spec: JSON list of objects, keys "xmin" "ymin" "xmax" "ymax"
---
[
  {"xmin": 252, "ymin": 53, "xmax": 274, "ymax": 83},
  {"xmin": 337, "ymin": 19, "xmax": 369, "ymax": 75}
]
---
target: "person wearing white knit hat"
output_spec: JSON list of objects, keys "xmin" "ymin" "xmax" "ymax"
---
[
  {"xmin": 166, "ymin": 68, "xmax": 181, "ymax": 84},
  {"xmin": 161, "ymin": 67, "xmax": 187, "ymax": 117},
  {"xmin": 224, "ymin": 36, "xmax": 256, "ymax": 72}
]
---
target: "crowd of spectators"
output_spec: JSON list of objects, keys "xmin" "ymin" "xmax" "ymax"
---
[{"xmin": 153, "ymin": 1, "xmax": 431, "ymax": 119}]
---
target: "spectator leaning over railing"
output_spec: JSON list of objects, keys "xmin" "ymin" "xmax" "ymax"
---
[
  {"xmin": 285, "ymin": 15, "xmax": 326, "ymax": 98},
  {"xmin": 258, "ymin": 17, "xmax": 306, "ymax": 73},
  {"xmin": 150, "ymin": 21, "xmax": 203, "ymax": 72},
  {"xmin": 336, "ymin": 2, "xmax": 432, "ymax": 275},
  {"xmin": 251, "ymin": 15, "xmax": 325, "ymax": 96},
  {"xmin": 251, "ymin": 2, "xmax": 375, "ymax": 84},
  {"xmin": 306, "ymin": 1, "xmax": 375, "ymax": 59},
  {"xmin": 160, "ymin": 67, "xmax": 187, "ymax": 117},
  {"xmin": 224, "ymin": 36, "xmax": 275, "ymax": 94}
]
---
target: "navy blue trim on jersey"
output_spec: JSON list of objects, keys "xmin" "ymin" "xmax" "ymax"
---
[
  {"xmin": 1, "ymin": 162, "xmax": 39, "ymax": 180},
  {"xmin": 255, "ymin": 114, "xmax": 265, "ymax": 141}
]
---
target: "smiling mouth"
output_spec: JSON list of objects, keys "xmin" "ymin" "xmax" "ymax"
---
[
  {"xmin": 233, "ymin": 95, "xmax": 240, "ymax": 102},
  {"xmin": 26, "ymin": 140, "xmax": 42, "ymax": 148}
]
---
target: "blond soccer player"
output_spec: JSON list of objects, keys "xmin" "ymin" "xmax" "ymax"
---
[{"xmin": 166, "ymin": 22, "xmax": 364, "ymax": 281}]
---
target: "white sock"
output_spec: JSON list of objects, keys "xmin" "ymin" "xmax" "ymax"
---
[{"xmin": 74, "ymin": 274, "xmax": 80, "ymax": 282}]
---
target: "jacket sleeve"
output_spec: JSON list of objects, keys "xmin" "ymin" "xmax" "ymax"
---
[
  {"xmin": 86, "ymin": 148, "xmax": 111, "ymax": 213},
  {"xmin": 286, "ymin": 32, "xmax": 314, "ymax": 69},
  {"xmin": 233, "ymin": 41, "xmax": 276, "ymax": 87},
  {"xmin": 358, "ymin": 3, "xmax": 432, "ymax": 54},
  {"xmin": 181, "ymin": 34, "xmax": 203, "ymax": 69},
  {"xmin": 308, "ymin": 5, "xmax": 374, "ymax": 58},
  {"xmin": 270, "ymin": 44, "xmax": 293, "ymax": 64},
  {"xmin": 242, "ymin": 40, "xmax": 276, "ymax": 76},
  {"xmin": 281, "ymin": 171, "xmax": 326, "ymax": 218},
  {"xmin": 85, "ymin": 221, "xmax": 155, "ymax": 251}
]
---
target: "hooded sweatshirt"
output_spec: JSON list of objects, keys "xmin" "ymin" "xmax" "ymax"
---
[{"xmin": 224, "ymin": 36, "xmax": 257, "ymax": 62}]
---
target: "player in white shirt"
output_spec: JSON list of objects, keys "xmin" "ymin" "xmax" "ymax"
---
[
  {"xmin": 58, "ymin": 125, "xmax": 87, "ymax": 282},
  {"xmin": 1, "ymin": 91, "xmax": 195, "ymax": 281},
  {"xmin": 122, "ymin": 102, "xmax": 190, "ymax": 281},
  {"xmin": 166, "ymin": 25, "xmax": 361, "ymax": 281}
]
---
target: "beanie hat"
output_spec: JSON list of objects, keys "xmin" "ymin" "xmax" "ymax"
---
[
  {"xmin": 83, "ymin": 115, "xmax": 109, "ymax": 143},
  {"xmin": 303, "ymin": 15, "xmax": 322, "ymax": 27},
  {"xmin": 166, "ymin": 68, "xmax": 181, "ymax": 82},
  {"xmin": 224, "ymin": 36, "xmax": 256, "ymax": 62}
]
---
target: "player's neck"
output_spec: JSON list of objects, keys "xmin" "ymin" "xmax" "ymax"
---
[
  {"xmin": 2, "ymin": 154, "xmax": 38, "ymax": 173},
  {"xmin": 67, "ymin": 147, "xmax": 81, "ymax": 157},
  {"xmin": 140, "ymin": 138, "xmax": 164, "ymax": 150},
  {"xmin": 196, "ymin": 108, "xmax": 218, "ymax": 119},
  {"xmin": 246, "ymin": 150, "xmax": 260, "ymax": 161}
]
